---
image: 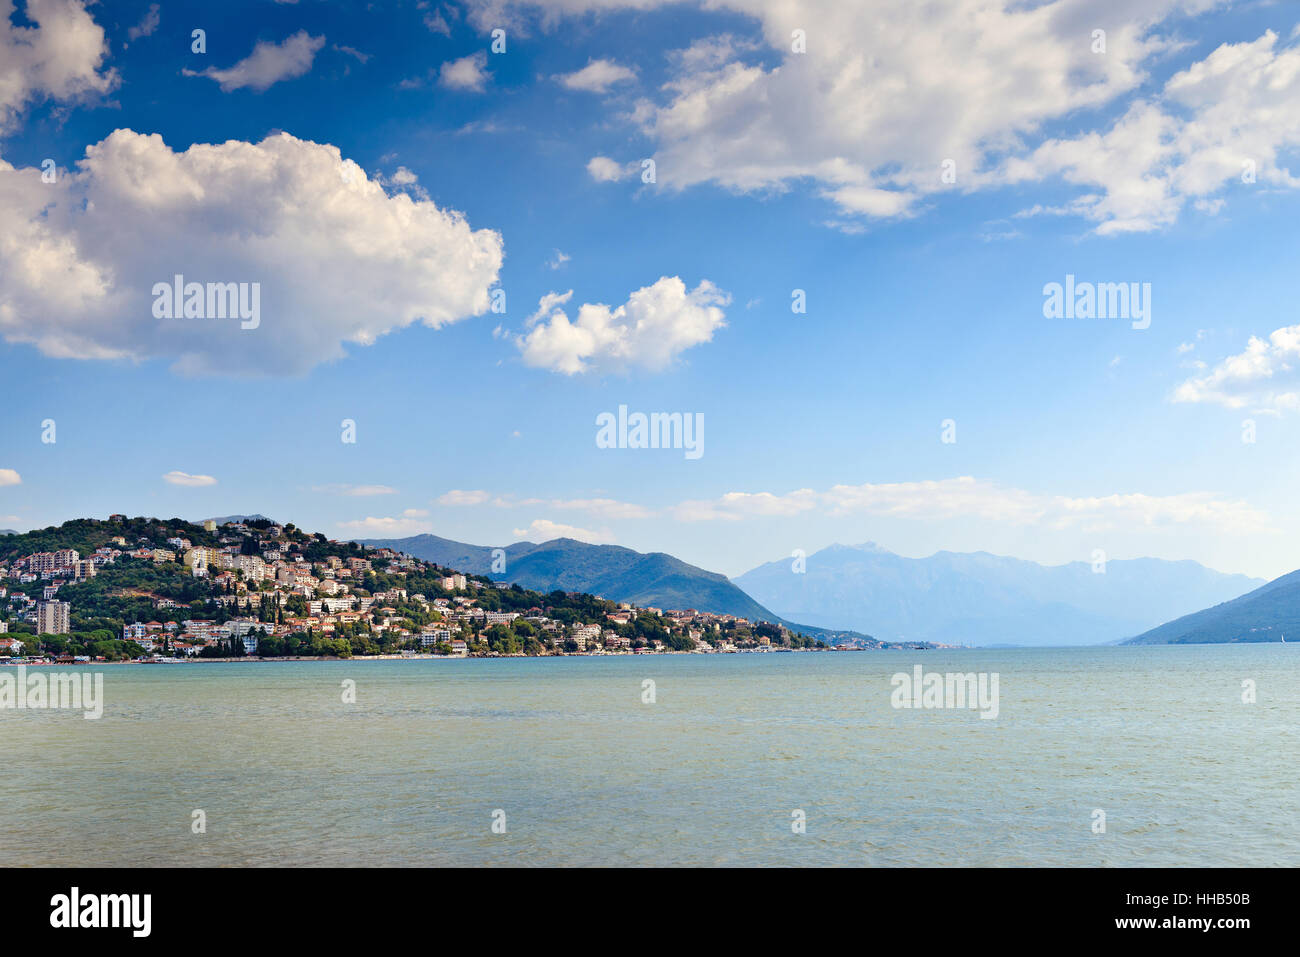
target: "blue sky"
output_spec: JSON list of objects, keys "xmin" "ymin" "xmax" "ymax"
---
[{"xmin": 2, "ymin": 0, "xmax": 1299, "ymax": 580}]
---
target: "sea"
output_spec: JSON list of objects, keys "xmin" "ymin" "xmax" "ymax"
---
[{"xmin": 3, "ymin": 644, "xmax": 1296, "ymax": 866}]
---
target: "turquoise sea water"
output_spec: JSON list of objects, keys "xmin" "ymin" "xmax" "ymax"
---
[{"xmin": 3, "ymin": 645, "xmax": 1297, "ymax": 866}]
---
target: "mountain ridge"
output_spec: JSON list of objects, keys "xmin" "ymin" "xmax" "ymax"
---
[
  {"xmin": 1124, "ymin": 567, "xmax": 1300, "ymax": 644},
  {"xmin": 357, "ymin": 533, "xmax": 879, "ymax": 645},
  {"xmin": 734, "ymin": 542, "xmax": 1264, "ymax": 646}
]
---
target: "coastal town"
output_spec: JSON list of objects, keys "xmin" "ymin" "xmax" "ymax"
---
[{"xmin": 0, "ymin": 515, "xmax": 833, "ymax": 663}]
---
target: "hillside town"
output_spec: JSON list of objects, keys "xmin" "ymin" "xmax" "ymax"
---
[{"xmin": 0, "ymin": 516, "xmax": 829, "ymax": 662}]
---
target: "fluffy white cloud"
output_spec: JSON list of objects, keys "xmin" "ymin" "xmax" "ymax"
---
[
  {"xmin": 512, "ymin": 518, "xmax": 615, "ymax": 544},
  {"xmin": 0, "ymin": 468, "xmax": 20, "ymax": 486},
  {"xmin": 671, "ymin": 476, "xmax": 1267, "ymax": 532},
  {"xmin": 439, "ymin": 51, "xmax": 490, "ymax": 91},
  {"xmin": 516, "ymin": 276, "xmax": 728, "ymax": 375},
  {"xmin": 585, "ymin": 155, "xmax": 635, "ymax": 182},
  {"xmin": 0, "ymin": 0, "xmax": 117, "ymax": 133},
  {"xmin": 1173, "ymin": 325, "xmax": 1300, "ymax": 412},
  {"xmin": 0, "ymin": 129, "xmax": 504, "ymax": 376},
  {"xmin": 468, "ymin": 1, "xmax": 1300, "ymax": 233},
  {"xmin": 557, "ymin": 58, "xmax": 636, "ymax": 92},
  {"xmin": 184, "ymin": 30, "xmax": 325, "ymax": 93},
  {"xmin": 1005, "ymin": 31, "xmax": 1300, "ymax": 233},
  {"xmin": 671, "ymin": 490, "xmax": 818, "ymax": 521},
  {"xmin": 163, "ymin": 470, "xmax": 216, "ymax": 487},
  {"xmin": 338, "ymin": 516, "xmax": 433, "ymax": 536}
]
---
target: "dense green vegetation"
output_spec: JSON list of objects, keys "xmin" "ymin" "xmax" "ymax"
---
[{"xmin": 2, "ymin": 516, "xmax": 827, "ymax": 659}]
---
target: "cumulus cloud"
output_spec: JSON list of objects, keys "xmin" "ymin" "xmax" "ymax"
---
[
  {"xmin": 586, "ymin": 155, "xmax": 635, "ymax": 182},
  {"xmin": 439, "ymin": 51, "xmax": 489, "ymax": 91},
  {"xmin": 468, "ymin": 1, "xmax": 1300, "ymax": 233},
  {"xmin": 557, "ymin": 58, "xmax": 636, "ymax": 92},
  {"xmin": 0, "ymin": 0, "xmax": 118, "ymax": 133},
  {"xmin": 1173, "ymin": 326, "xmax": 1300, "ymax": 413},
  {"xmin": 0, "ymin": 468, "xmax": 21, "ymax": 486},
  {"xmin": 163, "ymin": 470, "xmax": 217, "ymax": 487},
  {"xmin": 0, "ymin": 129, "xmax": 504, "ymax": 376},
  {"xmin": 338, "ymin": 516, "xmax": 433, "ymax": 536},
  {"xmin": 516, "ymin": 276, "xmax": 728, "ymax": 375},
  {"xmin": 512, "ymin": 518, "xmax": 615, "ymax": 544},
  {"xmin": 184, "ymin": 30, "xmax": 325, "ymax": 93}
]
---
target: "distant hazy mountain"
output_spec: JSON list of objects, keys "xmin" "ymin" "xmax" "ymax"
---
[
  {"xmin": 362, "ymin": 534, "xmax": 781, "ymax": 621},
  {"xmin": 1125, "ymin": 568, "xmax": 1300, "ymax": 644},
  {"xmin": 733, "ymin": 543, "xmax": 1264, "ymax": 646},
  {"xmin": 204, "ymin": 514, "xmax": 273, "ymax": 525},
  {"xmin": 0, "ymin": 529, "xmax": 16, "ymax": 535}
]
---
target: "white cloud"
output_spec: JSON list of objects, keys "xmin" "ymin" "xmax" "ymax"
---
[
  {"xmin": 0, "ymin": 468, "xmax": 20, "ymax": 486},
  {"xmin": 313, "ymin": 484, "xmax": 398, "ymax": 496},
  {"xmin": 438, "ymin": 490, "xmax": 648, "ymax": 518},
  {"xmin": 439, "ymin": 51, "xmax": 489, "ymax": 91},
  {"xmin": 516, "ymin": 276, "xmax": 728, "ymax": 375},
  {"xmin": 526, "ymin": 289, "xmax": 572, "ymax": 326},
  {"xmin": 438, "ymin": 489, "xmax": 492, "ymax": 506},
  {"xmin": 548, "ymin": 498, "xmax": 652, "ymax": 520},
  {"xmin": 334, "ymin": 44, "xmax": 369, "ymax": 64},
  {"xmin": 557, "ymin": 58, "xmax": 636, "ymax": 93},
  {"xmin": 338, "ymin": 516, "xmax": 433, "ymax": 536},
  {"xmin": 126, "ymin": 4, "xmax": 160, "ymax": 43},
  {"xmin": 671, "ymin": 476, "xmax": 1267, "ymax": 533},
  {"xmin": 467, "ymin": 1, "xmax": 1300, "ymax": 233},
  {"xmin": 512, "ymin": 518, "xmax": 615, "ymax": 544},
  {"xmin": 0, "ymin": 0, "xmax": 118, "ymax": 133},
  {"xmin": 1173, "ymin": 325, "xmax": 1300, "ymax": 412},
  {"xmin": 0, "ymin": 130, "xmax": 504, "ymax": 376},
  {"xmin": 1003, "ymin": 29, "xmax": 1300, "ymax": 234},
  {"xmin": 671, "ymin": 489, "xmax": 818, "ymax": 522},
  {"xmin": 403, "ymin": 508, "xmax": 430, "ymax": 517},
  {"xmin": 618, "ymin": 0, "xmax": 1186, "ymax": 223},
  {"xmin": 424, "ymin": 11, "xmax": 452, "ymax": 36},
  {"xmin": 376, "ymin": 165, "xmax": 429, "ymax": 200},
  {"xmin": 586, "ymin": 155, "xmax": 635, "ymax": 182},
  {"xmin": 184, "ymin": 30, "xmax": 325, "ymax": 93},
  {"xmin": 547, "ymin": 249, "xmax": 571, "ymax": 270},
  {"xmin": 163, "ymin": 470, "xmax": 217, "ymax": 487}
]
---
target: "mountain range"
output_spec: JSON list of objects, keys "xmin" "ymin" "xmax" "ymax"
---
[
  {"xmin": 733, "ymin": 543, "xmax": 1265, "ymax": 646},
  {"xmin": 357, "ymin": 533, "xmax": 877, "ymax": 644},
  {"xmin": 1124, "ymin": 568, "xmax": 1300, "ymax": 644}
]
